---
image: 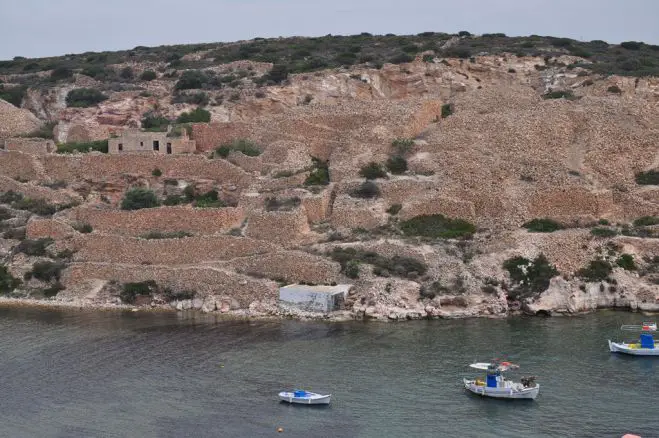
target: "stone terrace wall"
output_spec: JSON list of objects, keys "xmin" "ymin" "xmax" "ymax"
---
[
  {"xmin": 0, "ymin": 176, "xmax": 82, "ymax": 204},
  {"xmin": 0, "ymin": 151, "xmax": 39, "ymax": 180},
  {"xmin": 42, "ymin": 154, "xmax": 253, "ymax": 187},
  {"xmin": 402, "ymin": 100, "xmax": 443, "ymax": 138},
  {"xmin": 229, "ymin": 251, "xmax": 341, "ymax": 284},
  {"xmin": 330, "ymin": 195, "xmax": 387, "ymax": 230},
  {"xmin": 245, "ymin": 209, "xmax": 312, "ymax": 246},
  {"xmin": 399, "ymin": 195, "xmax": 476, "ymax": 222},
  {"xmin": 72, "ymin": 234, "xmax": 279, "ymax": 265},
  {"xmin": 4, "ymin": 138, "xmax": 55, "ymax": 155},
  {"xmin": 192, "ymin": 122, "xmax": 253, "ymax": 152},
  {"xmin": 26, "ymin": 218, "xmax": 76, "ymax": 240},
  {"xmin": 527, "ymin": 188, "xmax": 614, "ymax": 221},
  {"xmin": 69, "ymin": 206, "xmax": 245, "ymax": 236},
  {"xmin": 63, "ymin": 263, "xmax": 277, "ymax": 307},
  {"xmin": 301, "ymin": 186, "xmax": 334, "ymax": 223}
]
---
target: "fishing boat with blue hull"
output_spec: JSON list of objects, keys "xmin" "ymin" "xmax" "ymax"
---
[
  {"xmin": 278, "ymin": 390, "xmax": 331, "ymax": 405},
  {"xmin": 463, "ymin": 361, "xmax": 539, "ymax": 400},
  {"xmin": 609, "ymin": 322, "xmax": 659, "ymax": 356}
]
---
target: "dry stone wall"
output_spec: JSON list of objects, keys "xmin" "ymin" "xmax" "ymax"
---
[
  {"xmin": 4, "ymin": 138, "xmax": 55, "ymax": 155},
  {"xmin": 0, "ymin": 176, "xmax": 82, "ymax": 204},
  {"xmin": 245, "ymin": 209, "xmax": 313, "ymax": 246},
  {"xmin": 229, "ymin": 250, "xmax": 341, "ymax": 284},
  {"xmin": 72, "ymin": 234, "xmax": 279, "ymax": 265},
  {"xmin": 0, "ymin": 151, "xmax": 39, "ymax": 180},
  {"xmin": 26, "ymin": 218, "xmax": 76, "ymax": 240},
  {"xmin": 68, "ymin": 206, "xmax": 245, "ymax": 236}
]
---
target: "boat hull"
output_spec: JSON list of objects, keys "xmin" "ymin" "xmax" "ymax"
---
[
  {"xmin": 463, "ymin": 379, "xmax": 539, "ymax": 400},
  {"xmin": 278, "ymin": 392, "xmax": 331, "ymax": 405},
  {"xmin": 608, "ymin": 340, "xmax": 659, "ymax": 356}
]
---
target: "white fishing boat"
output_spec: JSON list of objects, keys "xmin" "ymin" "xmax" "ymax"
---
[
  {"xmin": 609, "ymin": 321, "xmax": 659, "ymax": 356},
  {"xmin": 278, "ymin": 390, "xmax": 331, "ymax": 405},
  {"xmin": 463, "ymin": 361, "xmax": 539, "ymax": 400}
]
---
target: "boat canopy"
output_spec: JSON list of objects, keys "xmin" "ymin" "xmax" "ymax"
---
[
  {"xmin": 469, "ymin": 361, "xmax": 519, "ymax": 371},
  {"xmin": 469, "ymin": 363, "xmax": 492, "ymax": 370}
]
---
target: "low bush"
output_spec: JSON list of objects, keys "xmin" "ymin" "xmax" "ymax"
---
[
  {"xmin": 16, "ymin": 238, "xmax": 53, "ymax": 256},
  {"xmin": 344, "ymin": 260, "xmax": 360, "ymax": 279},
  {"xmin": 140, "ymin": 231, "xmax": 192, "ymax": 239},
  {"xmin": 385, "ymin": 156, "xmax": 407, "ymax": 174},
  {"xmin": 350, "ymin": 181, "xmax": 380, "ymax": 199},
  {"xmin": 50, "ymin": 67, "xmax": 73, "ymax": 81},
  {"xmin": 141, "ymin": 113, "xmax": 170, "ymax": 131},
  {"xmin": 11, "ymin": 197, "xmax": 58, "ymax": 216},
  {"xmin": 120, "ymin": 280, "xmax": 157, "ymax": 304},
  {"xmin": 0, "ymin": 265, "xmax": 21, "ymax": 294},
  {"xmin": 419, "ymin": 281, "xmax": 449, "ymax": 299},
  {"xmin": 121, "ymin": 188, "xmax": 160, "ymax": 210},
  {"xmin": 359, "ymin": 162, "xmax": 387, "ymax": 180},
  {"xmin": 41, "ymin": 180, "xmax": 67, "ymax": 189},
  {"xmin": 577, "ymin": 259, "xmax": 613, "ymax": 282},
  {"xmin": 329, "ymin": 247, "xmax": 427, "ymax": 279},
  {"xmin": 152, "ymin": 168, "xmax": 162, "ymax": 177},
  {"xmin": 391, "ymin": 138, "xmax": 414, "ymax": 155},
  {"xmin": 441, "ymin": 103, "xmax": 453, "ymax": 118},
  {"xmin": 0, "ymin": 206, "xmax": 12, "ymax": 221},
  {"xmin": 607, "ymin": 85, "xmax": 622, "ymax": 94},
  {"xmin": 175, "ymin": 70, "xmax": 209, "ymax": 90},
  {"xmin": 632, "ymin": 216, "xmax": 659, "ymax": 227},
  {"xmin": 386, "ymin": 204, "xmax": 402, "ymax": 215},
  {"xmin": 119, "ymin": 67, "xmax": 134, "ymax": 80},
  {"xmin": 264, "ymin": 64, "xmax": 289, "ymax": 84},
  {"xmin": 43, "ymin": 282, "xmax": 65, "ymax": 298},
  {"xmin": 542, "ymin": 90, "xmax": 575, "ymax": 100},
  {"xmin": 163, "ymin": 288, "xmax": 196, "ymax": 301},
  {"xmin": 0, "ymin": 84, "xmax": 28, "ymax": 107},
  {"xmin": 400, "ymin": 214, "xmax": 475, "ymax": 239},
  {"xmin": 616, "ymin": 254, "xmax": 636, "ymax": 271},
  {"xmin": 635, "ymin": 170, "xmax": 659, "ymax": 185},
  {"xmin": 163, "ymin": 195, "xmax": 185, "ymax": 206},
  {"xmin": 56, "ymin": 140, "xmax": 108, "ymax": 154},
  {"xmin": 23, "ymin": 122, "xmax": 56, "ymax": 140},
  {"xmin": 72, "ymin": 222, "xmax": 93, "ymax": 233},
  {"xmin": 264, "ymin": 196, "xmax": 301, "ymax": 211},
  {"xmin": 0, "ymin": 190, "xmax": 23, "ymax": 204},
  {"xmin": 503, "ymin": 254, "xmax": 558, "ymax": 300},
  {"xmin": 3, "ymin": 228, "xmax": 26, "ymax": 240},
  {"xmin": 140, "ymin": 70, "xmax": 157, "ymax": 81},
  {"xmin": 522, "ymin": 218, "xmax": 564, "ymax": 233},
  {"xmin": 304, "ymin": 157, "xmax": 330, "ymax": 186},
  {"xmin": 31, "ymin": 260, "xmax": 64, "ymax": 282},
  {"xmin": 214, "ymin": 139, "xmax": 261, "ymax": 158},
  {"xmin": 176, "ymin": 107, "xmax": 211, "ymax": 124},
  {"xmin": 172, "ymin": 91, "xmax": 210, "ymax": 106},
  {"xmin": 65, "ymin": 88, "xmax": 108, "ymax": 107},
  {"xmin": 193, "ymin": 190, "xmax": 226, "ymax": 208},
  {"xmin": 590, "ymin": 227, "xmax": 617, "ymax": 238}
]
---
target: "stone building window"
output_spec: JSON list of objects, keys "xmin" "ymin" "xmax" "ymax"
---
[
  {"xmin": 166, "ymin": 143, "xmax": 172, "ymax": 154},
  {"xmin": 153, "ymin": 141, "xmax": 160, "ymax": 151},
  {"xmin": 140, "ymin": 141, "xmax": 144, "ymax": 147},
  {"xmin": 118, "ymin": 143, "xmax": 123, "ymax": 151}
]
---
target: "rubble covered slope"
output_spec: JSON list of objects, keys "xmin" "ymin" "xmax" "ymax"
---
[{"xmin": 0, "ymin": 32, "xmax": 658, "ymax": 320}]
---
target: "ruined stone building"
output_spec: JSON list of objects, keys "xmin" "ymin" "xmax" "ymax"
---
[
  {"xmin": 108, "ymin": 129, "xmax": 196, "ymax": 155},
  {"xmin": 2, "ymin": 137, "xmax": 56, "ymax": 155}
]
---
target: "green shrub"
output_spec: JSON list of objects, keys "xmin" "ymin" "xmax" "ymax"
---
[
  {"xmin": 163, "ymin": 195, "xmax": 184, "ymax": 206},
  {"xmin": 422, "ymin": 54, "xmax": 434, "ymax": 63},
  {"xmin": 577, "ymin": 259, "xmax": 613, "ymax": 282},
  {"xmin": 0, "ymin": 84, "xmax": 28, "ymax": 107},
  {"xmin": 56, "ymin": 140, "xmax": 108, "ymax": 154},
  {"xmin": 121, "ymin": 188, "xmax": 160, "ymax": 210},
  {"xmin": 330, "ymin": 247, "xmax": 428, "ymax": 279},
  {"xmin": 173, "ymin": 91, "xmax": 210, "ymax": 106},
  {"xmin": 620, "ymin": 41, "xmax": 642, "ymax": 50},
  {"xmin": 31, "ymin": 260, "xmax": 64, "ymax": 282},
  {"xmin": 176, "ymin": 108, "xmax": 211, "ymax": 124},
  {"xmin": 635, "ymin": 170, "xmax": 659, "ymax": 185},
  {"xmin": 522, "ymin": 218, "xmax": 564, "ymax": 233},
  {"xmin": 72, "ymin": 222, "xmax": 93, "ymax": 233},
  {"xmin": 43, "ymin": 281, "xmax": 65, "ymax": 297},
  {"xmin": 120, "ymin": 280, "xmax": 157, "ymax": 304},
  {"xmin": 16, "ymin": 238, "xmax": 53, "ymax": 256},
  {"xmin": 0, "ymin": 207, "xmax": 12, "ymax": 221},
  {"xmin": 0, "ymin": 265, "xmax": 21, "ymax": 294},
  {"xmin": 3, "ymin": 228, "xmax": 26, "ymax": 240},
  {"xmin": 633, "ymin": 216, "xmax": 659, "ymax": 227},
  {"xmin": 119, "ymin": 67, "xmax": 134, "ymax": 79},
  {"xmin": 400, "ymin": 214, "xmax": 475, "ymax": 239},
  {"xmin": 163, "ymin": 288, "xmax": 196, "ymax": 301},
  {"xmin": 304, "ymin": 157, "xmax": 330, "ymax": 186},
  {"xmin": 591, "ymin": 227, "xmax": 617, "ymax": 238},
  {"xmin": 214, "ymin": 139, "xmax": 261, "ymax": 158},
  {"xmin": 344, "ymin": 260, "xmax": 360, "ymax": 279},
  {"xmin": 264, "ymin": 64, "xmax": 289, "ymax": 84},
  {"xmin": 175, "ymin": 70, "xmax": 208, "ymax": 90},
  {"xmin": 441, "ymin": 103, "xmax": 453, "ymax": 118},
  {"xmin": 350, "ymin": 181, "xmax": 380, "ymax": 199},
  {"xmin": 616, "ymin": 254, "xmax": 636, "ymax": 271},
  {"xmin": 420, "ymin": 281, "xmax": 449, "ymax": 299},
  {"xmin": 140, "ymin": 70, "xmax": 157, "ymax": 81},
  {"xmin": 542, "ymin": 90, "xmax": 574, "ymax": 100},
  {"xmin": 607, "ymin": 85, "xmax": 622, "ymax": 94},
  {"xmin": 386, "ymin": 204, "xmax": 402, "ymax": 215},
  {"xmin": 443, "ymin": 47, "xmax": 471, "ymax": 58},
  {"xmin": 359, "ymin": 162, "xmax": 387, "ymax": 180},
  {"xmin": 65, "ymin": 88, "xmax": 108, "ymax": 107},
  {"xmin": 41, "ymin": 180, "xmax": 67, "ymax": 189},
  {"xmin": 0, "ymin": 190, "xmax": 23, "ymax": 204},
  {"xmin": 194, "ymin": 190, "xmax": 226, "ymax": 208},
  {"xmin": 50, "ymin": 67, "xmax": 73, "ymax": 81},
  {"xmin": 391, "ymin": 138, "xmax": 414, "ymax": 155},
  {"xmin": 385, "ymin": 156, "xmax": 408, "ymax": 174},
  {"xmin": 503, "ymin": 254, "xmax": 558, "ymax": 299},
  {"xmin": 23, "ymin": 122, "xmax": 56, "ymax": 139},
  {"xmin": 264, "ymin": 196, "xmax": 301, "ymax": 211},
  {"xmin": 598, "ymin": 219, "xmax": 610, "ymax": 225},
  {"xmin": 152, "ymin": 168, "xmax": 162, "ymax": 177},
  {"xmin": 141, "ymin": 113, "xmax": 170, "ymax": 131},
  {"xmin": 140, "ymin": 231, "xmax": 192, "ymax": 239},
  {"xmin": 11, "ymin": 197, "xmax": 58, "ymax": 216}
]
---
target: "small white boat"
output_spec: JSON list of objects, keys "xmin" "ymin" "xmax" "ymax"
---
[
  {"xmin": 464, "ymin": 361, "xmax": 539, "ymax": 400},
  {"xmin": 278, "ymin": 390, "xmax": 331, "ymax": 405},
  {"xmin": 609, "ymin": 321, "xmax": 659, "ymax": 356}
]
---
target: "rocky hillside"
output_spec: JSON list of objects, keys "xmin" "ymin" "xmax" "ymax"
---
[{"xmin": 0, "ymin": 32, "xmax": 658, "ymax": 320}]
